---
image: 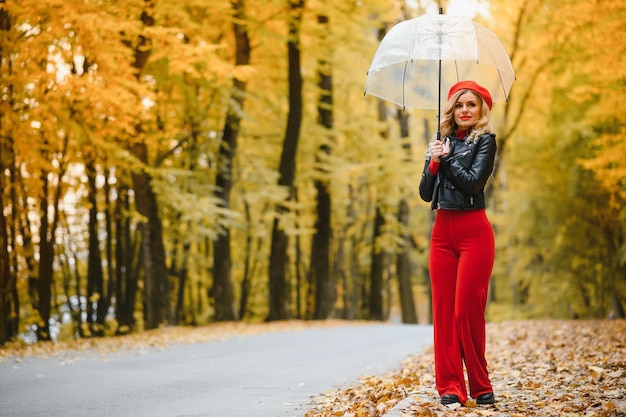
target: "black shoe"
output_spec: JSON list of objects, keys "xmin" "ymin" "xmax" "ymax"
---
[
  {"xmin": 476, "ymin": 392, "xmax": 495, "ymax": 405},
  {"xmin": 441, "ymin": 394, "xmax": 461, "ymax": 405}
]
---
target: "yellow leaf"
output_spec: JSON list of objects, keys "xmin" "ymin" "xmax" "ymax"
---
[{"xmin": 588, "ymin": 365, "xmax": 606, "ymax": 379}]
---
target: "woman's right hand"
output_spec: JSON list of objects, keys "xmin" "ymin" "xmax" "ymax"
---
[{"xmin": 429, "ymin": 138, "xmax": 450, "ymax": 162}]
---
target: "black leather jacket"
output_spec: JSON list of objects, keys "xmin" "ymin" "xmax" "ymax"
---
[{"xmin": 419, "ymin": 133, "xmax": 496, "ymax": 210}]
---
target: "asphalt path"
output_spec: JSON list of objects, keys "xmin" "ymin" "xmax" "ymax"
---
[{"xmin": 0, "ymin": 323, "xmax": 433, "ymax": 417}]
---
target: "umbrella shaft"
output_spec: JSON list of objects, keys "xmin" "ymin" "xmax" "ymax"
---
[{"xmin": 437, "ymin": 58, "xmax": 442, "ymax": 141}]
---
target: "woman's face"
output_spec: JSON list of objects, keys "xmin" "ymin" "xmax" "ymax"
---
[{"xmin": 453, "ymin": 91, "xmax": 482, "ymax": 130}]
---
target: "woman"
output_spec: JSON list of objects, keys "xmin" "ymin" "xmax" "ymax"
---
[{"xmin": 419, "ymin": 80, "xmax": 497, "ymax": 407}]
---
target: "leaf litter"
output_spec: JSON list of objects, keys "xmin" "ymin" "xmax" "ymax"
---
[{"xmin": 304, "ymin": 320, "xmax": 626, "ymax": 417}]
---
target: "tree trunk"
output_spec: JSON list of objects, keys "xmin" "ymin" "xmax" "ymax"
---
[
  {"xmin": 126, "ymin": 0, "xmax": 170, "ymax": 330},
  {"xmin": 238, "ymin": 201, "xmax": 256, "ymax": 320},
  {"xmin": 115, "ymin": 183, "xmax": 137, "ymax": 334},
  {"xmin": 59, "ymin": 248, "xmax": 80, "ymax": 339},
  {"xmin": 268, "ymin": 218, "xmax": 291, "ymax": 320},
  {"xmin": 212, "ymin": 0, "xmax": 251, "ymax": 322},
  {"xmin": 131, "ymin": 143, "xmax": 170, "ymax": 329},
  {"xmin": 343, "ymin": 186, "xmax": 359, "ymax": 320},
  {"xmin": 174, "ymin": 241, "xmax": 190, "ymax": 325},
  {"xmin": 102, "ymin": 167, "xmax": 114, "ymax": 328},
  {"xmin": 396, "ymin": 200, "xmax": 418, "ymax": 323},
  {"xmin": 85, "ymin": 160, "xmax": 106, "ymax": 335},
  {"xmin": 395, "ymin": 109, "xmax": 417, "ymax": 323},
  {"xmin": 368, "ymin": 91, "xmax": 389, "ymax": 322},
  {"xmin": 611, "ymin": 293, "xmax": 625, "ymax": 319},
  {"xmin": 334, "ymin": 229, "xmax": 348, "ymax": 319},
  {"xmin": 0, "ymin": 193, "xmax": 19, "ymax": 346},
  {"xmin": 0, "ymin": 1, "xmax": 8, "ymax": 346},
  {"xmin": 36, "ymin": 127, "xmax": 69, "ymax": 341},
  {"xmin": 267, "ymin": 0, "xmax": 305, "ymax": 321},
  {"xmin": 0, "ymin": 0, "xmax": 18, "ymax": 346},
  {"xmin": 312, "ymin": 13, "xmax": 334, "ymax": 320},
  {"xmin": 212, "ymin": 231, "xmax": 236, "ymax": 321},
  {"xmin": 65, "ymin": 246, "xmax": 85, "ymax": 338},
  {"xmin": 37, "ymin": 167, "xmax": 65, "ymax": 340},
  {"xmin": 0, "ymin": 154, "xmax": 10, "ymax": 344},
  {"xmin": 312, "ymin": 178, "xmax": 332, "ymax": 319},
  {"xmin": 369, "ymin": 207, "xmax": 385, "ymax": 321},
  {"xmin": 0, "ymin": 133, "xmax": 14, "ymax": 344}
]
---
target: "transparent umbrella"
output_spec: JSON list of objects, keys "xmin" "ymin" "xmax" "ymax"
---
[{"xmin": 364, "ymin": 13, "xmax": 515, "ymax": 137}]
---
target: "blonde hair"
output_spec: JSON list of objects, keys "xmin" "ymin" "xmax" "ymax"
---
[{"xmin": 439, "ymin": 89, "xmax": 492, "ymax": 143}]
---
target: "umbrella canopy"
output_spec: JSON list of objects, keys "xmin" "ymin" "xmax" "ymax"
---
[{"xmin": 364, "ymin": 14, "xmax": 516, "ymax": 111}]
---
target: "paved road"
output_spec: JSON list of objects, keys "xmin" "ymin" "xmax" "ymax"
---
[{"xmin": 0, "ymin": 323, "xmax": 433, "ymax": 417}]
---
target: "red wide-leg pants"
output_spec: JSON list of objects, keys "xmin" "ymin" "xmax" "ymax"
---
[{"xmin": 429, "ymin": 209, "xmax": 494, "ymax": 403}]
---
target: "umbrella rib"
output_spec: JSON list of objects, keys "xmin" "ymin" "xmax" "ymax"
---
[
  {"xmin": 477, "ymin": 37, "xmax": 516, "ymax": 100},
  {"xmin": 496, "ymin": 69, "xmax": 507, "ymax": 102},
  {"xmin": 402, "ymin": 60, "xmax": 408, "ymax": 110}
]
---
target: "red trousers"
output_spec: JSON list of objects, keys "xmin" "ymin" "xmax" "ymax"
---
[{"xmin": 429, "ymin": 209, "xmax": 494, "ymax": 403}]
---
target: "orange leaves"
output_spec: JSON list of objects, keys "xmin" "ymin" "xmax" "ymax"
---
[
  {"xmin": 306, "ymin": 370, "xmax": 419, "ymax": 417},
  {"xmin": 484, "ymin": 320, "xmax": 626, "ymax": 417},
  {"xmin": 306, "ymin": 320, "xmax": 626, "ymax": 417}
]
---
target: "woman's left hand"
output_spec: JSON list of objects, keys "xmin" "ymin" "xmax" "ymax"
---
[{"xmin": 430, "ymin": 138, "xmax": 450, "ymax": 162}]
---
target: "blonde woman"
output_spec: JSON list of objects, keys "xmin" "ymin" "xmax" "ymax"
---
[{"xmin": 419, "ymin": 81, "xmax": 497, "ymax": 407}]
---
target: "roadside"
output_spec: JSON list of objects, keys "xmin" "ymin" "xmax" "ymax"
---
[
  {"xmin": 305, "ymin": 320, "xmax": 626, "ymax": 417},
  {"xmin": 0, "ymin": 319, "xmax": 362, "ymax": 363}
]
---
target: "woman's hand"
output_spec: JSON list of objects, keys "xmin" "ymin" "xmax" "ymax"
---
[{"xmin": 429, "ymin": 138, "xmax": 450, "ymax": 162}]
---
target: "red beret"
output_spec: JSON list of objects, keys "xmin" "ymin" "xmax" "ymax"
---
[{"xmin": 447, "ymin": 80, "xmax": 493, "ymax": 110}]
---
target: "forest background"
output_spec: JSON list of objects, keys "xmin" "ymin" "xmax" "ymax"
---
[{"xmin": 0, "ymin": 0, "xmax": 624, "ymax": 346}]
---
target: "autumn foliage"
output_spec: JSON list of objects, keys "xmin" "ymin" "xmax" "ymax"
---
[{"xmin": 1, "ymin": 0, "xmax": 625, "ymax": 346}]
